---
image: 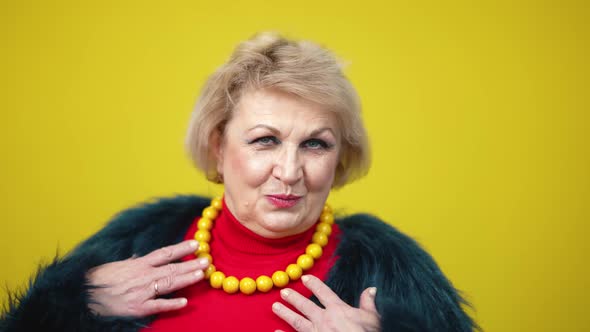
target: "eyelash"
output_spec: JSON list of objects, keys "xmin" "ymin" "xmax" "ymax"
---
[
  {"xmin": 249, "ymin": 136, "xmax": 332, "ymax": 150},
  {"xmin": 250, "ymin": 136, "xmax": 280, "ymax": 146},
  {"xmin": 302, "ymin": 138, "xmax": 331, "ymax": 149}
]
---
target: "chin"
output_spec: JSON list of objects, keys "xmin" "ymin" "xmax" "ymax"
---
[{"xmin": 260, "ymin": 216, "xmax": 308, "ymax": 237}]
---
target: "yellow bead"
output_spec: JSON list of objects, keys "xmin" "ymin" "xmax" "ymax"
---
[
  {"xmin": 196, "ymin": 241, "xmax": 210, "ymax": 254},
  {"xmin": 316, "ymin": 222, "xmax": 332, "ymax": 236},
  {"xmin": 194, "ymin": 229, "xmax": 211, "ymax": 242},
  {"xmin": 297, "ymin": 254, "xmax": 315, "ymax": 270},
  {"xmin": 211, "ymin": 197, "xmax": 223, "ymax": 210},
  {"xmin": 222, "ymin": 276, "xmax": 240, "ymax": 294},
  {"xmin": 272, "ymin": 271, "xmax": 290, "ymax": 288},
  {"xmin": 197, "ymin": 218, "xmax": 213, "ymax": 230},
  {"xmin": 202, "ymin": 206, "xmax": 219, "ymax": 220},
  {"xmin": 312, "ymin": 232, "xmax": 329, "ymax": 247},
  {"xmin": 197, "ymin": 252, "xmax": 212, "ymax": 263},
  {"xmin": 204, "ymin": 264, "xmax": 216, "ymax": 279},
  {"xmin": 320, "ymin": 212, "xmax": 334, "ymax": 225},
  {"xmin": 256, "ymin": 275, "xmax": 273, "ymax": 292},
  {"xmin": 286, "ymin": 264, "xmax": 303, "ymax": 280},
  {"xmin": 210, "ymin": 271, "xmax": 225, "ymax": 288},
  {"xmin": 322, "ymin": 204, "xmax": 332, "ymax": 214},
  {"xmin": 239, "ymin": 277, "xmax": 257, "ymax": 295},
  {"xmin": 305, "ymin": 243, "xmax": 323, "ymax": 259}
]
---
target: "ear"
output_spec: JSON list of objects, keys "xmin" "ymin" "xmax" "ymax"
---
[{"xmin": 210, "ymin": 128, "xmax": 225, "ymax": 177}]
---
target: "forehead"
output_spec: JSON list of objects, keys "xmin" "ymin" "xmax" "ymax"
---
[{"xmin": 231, "ymin": 89, "xmax": 338, "ymax": 129}]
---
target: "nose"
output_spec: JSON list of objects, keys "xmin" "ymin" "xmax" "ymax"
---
[{"xmin": 272, "ymin": 144, "xmax": 303, "ymax": 185}]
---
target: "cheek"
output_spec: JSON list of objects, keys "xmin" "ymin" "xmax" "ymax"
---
[
  {"xmin": 225, "ymin": 146, "xmax": 273, "ymax": 186},
  {"xmin": 305, "ymin": 155, "xmax": 339, "ymax": 191}
]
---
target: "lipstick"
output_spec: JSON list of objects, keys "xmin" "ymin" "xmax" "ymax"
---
[{"xmin": 266, "ymin": 194, "xmax": 302, "ymax": 208}]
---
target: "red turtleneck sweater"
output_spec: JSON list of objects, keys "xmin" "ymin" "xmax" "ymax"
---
[{"xmin": 143, "ymin": 203, "xmax": 341, "ymax": 332}]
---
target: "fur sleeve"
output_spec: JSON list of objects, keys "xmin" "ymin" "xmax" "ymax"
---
[
  {"xmin": 0, "ymin": 195, "xmax": 208, "ymax": 332},
  {"xmin": 325, "ymin": 214, "xmax": 479, "ymax": 332}
]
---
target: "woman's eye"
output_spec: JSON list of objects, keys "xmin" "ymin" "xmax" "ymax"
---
[
  {"xmin": 251, "ymin": 136, "xmax": 279, "ymax": 146},
  {"xmin": 302, "ymin": 138, "xmax": 330, "ymax": 150}
]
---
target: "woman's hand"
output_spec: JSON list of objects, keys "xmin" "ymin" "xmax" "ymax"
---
[
  {"xmin": 86, "ymin": 240, "xmax": 208, "ymax": 317},
  {"xmin": 272, "ymin": 275, "xmax": 380, "ymax": 332}
]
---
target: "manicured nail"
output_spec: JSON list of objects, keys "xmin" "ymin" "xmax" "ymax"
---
[
  {"xmin": 280, "ymin": 289, "xmax": 290, "ymax": 298},
  {"xmin": 199, "ymin": 258, "xmax": 210, "ymax": 265},
  {"xmin": 369, "ymin": 287, "xmax": 377, "ymax": 296},
  {"xmin": 188, "ymin": 240, "xmax": 198, "ymax": 248},
  {"xmin": 194, "ymin": 270, "xmax": 204, "ymax": 278},
  {"xmin": 301, "ymin": 275, "xmax": 310, "ymax": 283},
  {"xmin": 180, "ymin": 298, "xmax": 188, "ymax": 305},
  {"xmin": 272, "ymin": 302, "xmax": 281, "ymax": 312}
]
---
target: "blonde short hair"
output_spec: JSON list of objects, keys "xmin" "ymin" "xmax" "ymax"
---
[{"xmin": 185, "ymin": 32, "xmax": 370, "ymax": 187}]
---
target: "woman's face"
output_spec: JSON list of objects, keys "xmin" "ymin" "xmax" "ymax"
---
[{"xmin": 216, "ymin": 88, "xmax": 341, "ymax": 238}]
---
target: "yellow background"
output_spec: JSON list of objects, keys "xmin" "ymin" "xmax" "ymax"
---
[{"xmin": 1, "ymin": 1, "xmax": 588, "ymax": 331}]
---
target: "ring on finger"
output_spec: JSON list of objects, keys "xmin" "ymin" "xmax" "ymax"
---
[{"xmin": 154, "ymin": 281, "xmax": 160, "ymax": 297}]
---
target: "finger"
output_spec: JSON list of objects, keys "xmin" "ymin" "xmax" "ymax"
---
[
  {"xmin": 358, "ymin": 287, "xmax": 381, "ymax": 329},
  {"xmin": 145, "ymin": 270, "xmax": 205, "ymax": 300},
  {"xmin": 128, "ymin": 257, "xmax": 208, "ymax": 291},
  {"xmin": 149, "ymin": 257, "xmax": 210, "ymax": 282},
  {"xmin": 141, "ymin": 240, "xmax": 198, "ymax": 266},
  {"xmin": 272, "ymin": 302, "xmax": 313, "ymax": 332},
  {"xmin": 142, "ymin": 297, "xmax": 188, "ymax": 316},
  {"xmin": 279, "ymin": 288, "xmax": 322, "ymax": 322},
  {"xmin": 301, "ymin": 275, "xmax": 343, "ymax": 308},
  {"xmin": 359, "ymin": 287, "xmax": 379, "ymax": 314}
]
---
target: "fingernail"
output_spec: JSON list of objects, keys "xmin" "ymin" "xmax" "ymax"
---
[
  {"xmin": 301, "ymin": 275, "xmax": 310, "ymax": 283},
  {"xmin": 369, "ymin": 287, "xmax": 377, "ymax": 297},
  {"xmin": 188, "ymin": 240, "xmax": 198, "ymax": 248},
  {"xmin": 180, "ymin": 298, "xmax": 188, "ymax": 305},
  {"xmin": 199, "ymin": 258, "xmax": 210, "ymax": 265},
  {"xmin": 194, "ymin": 270, "xmax": 204, "ymax": 278},
  {"xmin": 272, "ymin": 302, "xmax": 281, "ymax": 312},
  {"xmin": 280, "ymin": 289, "xmax": 290, "ymax": 298}
]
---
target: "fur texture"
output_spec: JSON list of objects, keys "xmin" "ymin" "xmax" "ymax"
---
[{"xmin": 0, "ymin": 195, "xmax": 478, "ymax": 332}]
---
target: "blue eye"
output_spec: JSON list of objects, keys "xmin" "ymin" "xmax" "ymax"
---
[
  {"xmin": 250, "ymin": 136, "xmax": 279, "ymax": 146},
  {"xmin": 302, "ymin": 138, "xmax": 330, "ymax": 149}
]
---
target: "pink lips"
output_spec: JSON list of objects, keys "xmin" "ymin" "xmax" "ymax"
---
[{"xmin": 266, "ymin": 194, "xmax": 302, "ymax": 208}]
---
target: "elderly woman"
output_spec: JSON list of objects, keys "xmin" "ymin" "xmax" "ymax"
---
[{"xmin": 1, "ymin": 33, "xmax": 477, "ymax": 332}]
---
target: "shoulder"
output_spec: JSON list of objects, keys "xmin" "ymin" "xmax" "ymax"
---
[
  {"xmin": 72, "ymin": 194, "xmax": 211, "ymax": 259},
  {"xmin": 330, "ymin": 213, "xmax": 477, "ymax": 332},
  {"xmin": 332, "ymin": 213, "xmax": 440, "ymax": 298},
  {"xmin": 337, "ymin": 213, "xmax": 417, "ymax": 248},
  {"xmin": 93, "ymin": 195, "xmax": 209, "ymax": 241},
  {"xmin": 335, "ymin": 213, "xmax": 435, "ymax": 270},
  {"xmin": 0, "ymin": 195, "xmax": 211, "ymax": 332}
]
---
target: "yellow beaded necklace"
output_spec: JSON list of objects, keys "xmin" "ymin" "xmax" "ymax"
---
[{"xmin": 193, "ymin": 197, "xmax": 334, "ymax": 295}]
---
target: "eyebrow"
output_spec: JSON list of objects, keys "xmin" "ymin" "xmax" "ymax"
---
[
  {"xmin": 309, "ymin": 127, "xmax": 337, "ymax": 137},
  {"xmin": 247, "ymin": 124, "xmax": 280, "ymax": 135},
  {"xmin": 247, "ymin": 125, "xmax": 337, "ymax": 138}
]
